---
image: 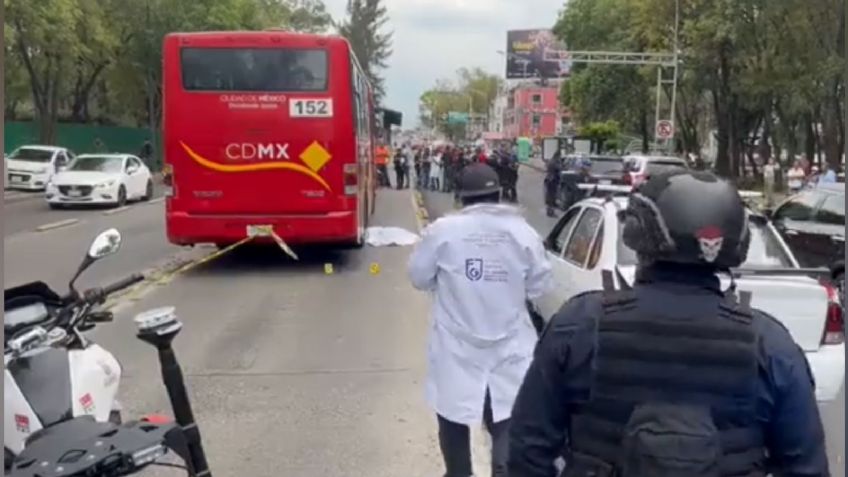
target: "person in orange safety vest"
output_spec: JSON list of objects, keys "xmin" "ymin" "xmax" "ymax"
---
[{"xmin": 375, "ymin": 144, "xmax": 391, "ymax": 187}]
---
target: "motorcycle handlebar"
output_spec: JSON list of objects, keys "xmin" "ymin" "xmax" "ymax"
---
[{"xmin": 101, "ymin": 273, "xmax": 145, "ymax": 297}]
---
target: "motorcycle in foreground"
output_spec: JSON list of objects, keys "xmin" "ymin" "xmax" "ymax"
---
[
  {"xmin": 5, "ymin": 228, "xmax": 139, "ymax": 465},
  {"xmin": 4, "ymin": 229, "xmax": 211, "ymax": 476}
]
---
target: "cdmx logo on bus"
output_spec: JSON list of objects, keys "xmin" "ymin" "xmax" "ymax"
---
[
  {"xmin": 225, "ymin": 143, "xmax": 290, "ymax": 161},
  {"xmin": 179, "ymin": 141, "xmax": 332, "ymax": 191}
]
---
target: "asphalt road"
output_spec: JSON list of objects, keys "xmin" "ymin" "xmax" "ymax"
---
[
  {"xmin": 420, "ymin": 163, "xmax": 845, "ymax": 476},
  {"xmin": 3, "ymin": 183, "xmax": 167, "ymax": 237},
  {"xmin": 5, "ymin": 186, "xmax": 468, "ymax": 476}
]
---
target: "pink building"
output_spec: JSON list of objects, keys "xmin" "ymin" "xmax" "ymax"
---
[{"xmin": 502, "ymin": 86, "xmax": 569, "ymax": 139}]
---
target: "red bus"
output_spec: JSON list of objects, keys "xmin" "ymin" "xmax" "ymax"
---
[{"xmin": 162, "ymin": 31, "xmax": 377, "ymax": 248}]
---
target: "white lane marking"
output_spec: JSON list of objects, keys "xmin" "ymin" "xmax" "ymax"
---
[
  {"xmin": 147, "ymin": 197, "xmax": 165, "ymax": 204},
  {"xmin": 103, "ymin": 205, "xmax": 132, "ymax": 216},
  {"xmin": 35, "ymin": 218, "xmax": 80, "ymax": 232}
]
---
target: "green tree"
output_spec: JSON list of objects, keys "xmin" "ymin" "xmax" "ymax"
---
[
  {"xmin": 579, "ymin": 120, "xmax": 621, "ymax": 152},
  {"xmin": 555, "ymin": 0, "xmax": 845, "ymax": 177},
  {"xmin": 5, "ymin": 0, "xmax": 335, "ymax": 142},
  {"xmin": 554, "ymin": 0, "xmax": 656, "ymax": 152},
  {"xmin": 337, "ymin": 0, "xmax": 393, "ymax": 103},
  {"xmin": 6, "ymin": 0, "xmax": 85, "ymax": 142},
  {"xmin": 419, "ymin": 69, "xmax": 502, "ymax": 138}
]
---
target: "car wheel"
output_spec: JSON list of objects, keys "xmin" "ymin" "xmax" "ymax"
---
[
  {"xmin": 116, "ymin": 185, "xmax": 127, "ymax": 208},
  {"xmin": 108, "ymin": 410, "xmax": 122, "ymax": 425},
  {"xmin": 142, "ymin": 180, "xmax": 153, "ymax": 201}
]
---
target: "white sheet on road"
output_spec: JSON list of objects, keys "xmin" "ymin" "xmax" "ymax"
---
[{"xmin": 365, "ymin": 226, "xmax": 420, "ymax": 247}]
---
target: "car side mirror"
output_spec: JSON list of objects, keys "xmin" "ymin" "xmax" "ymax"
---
[
  {"xmin": 762, "ymin": 208, "xmax": 774, "ymax": 219},
  {"xmin": 127, "ymin": 166, "xmax": 138, "ymax": 175}
]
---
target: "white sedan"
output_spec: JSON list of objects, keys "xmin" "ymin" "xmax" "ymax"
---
[
  {"xmin": 531, "ymin": 195, "xmax": 845, "ymax": 403},
  {"xmin": 46, "ymin": 154, "xmax": 154, "ymax": 209}
]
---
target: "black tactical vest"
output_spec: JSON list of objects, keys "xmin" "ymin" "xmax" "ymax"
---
[{"xmin": 564, "ymin": 274, "xmax": 767, "ymax": 477}]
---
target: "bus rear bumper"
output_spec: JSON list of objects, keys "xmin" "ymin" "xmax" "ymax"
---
[{"xmin": 166, "ymin": 211, "xmax": 359, "ymax": 246}]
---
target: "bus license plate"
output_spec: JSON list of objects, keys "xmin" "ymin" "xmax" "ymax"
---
[{"xmin": 247, "ymin": 225, "xmax": 274, "ymax": 237}]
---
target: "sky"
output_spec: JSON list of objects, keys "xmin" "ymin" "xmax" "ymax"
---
[{"xmin": 322, "ymin": 0, "xmax": 567, "ymax": 127}]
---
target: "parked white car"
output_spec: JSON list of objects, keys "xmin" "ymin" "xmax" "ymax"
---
[
  {"xmin": 46, "ymin": 154, "xmax": 153, "ymax": 209},
  {"xmin": 6, "ymin": 145, "xmax": 76, "ymax": 191},
  {"xmin": 532, "ymin": 195, "xmax": 845, "ymax": 403}
]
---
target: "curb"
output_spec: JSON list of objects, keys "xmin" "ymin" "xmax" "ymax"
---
[
  {"xmin": 412, "ymin": 190, "xmax": 429, "ymax": 231},
  {"xmin": 36, "ymin": 218, "xmax": 80, "ymax": 232}
]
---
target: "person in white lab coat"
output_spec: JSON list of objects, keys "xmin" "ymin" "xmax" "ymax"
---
[{"xmin": 407, "ymin": 163, "xmax": 553, "ymax": 477}]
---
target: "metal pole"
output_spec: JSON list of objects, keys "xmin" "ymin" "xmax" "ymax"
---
[
  {"xmin": 668, "ymin": 0, "xmax": 680, "ymax": 151},
  {"xmin": 654, "ymin": 67, "xmax": 662, "ymax": 145}
]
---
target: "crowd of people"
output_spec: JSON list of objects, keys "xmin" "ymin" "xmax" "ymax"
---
[{"xmin": 373, "ymin": 141, "xmax": 522, "ymax": 202}]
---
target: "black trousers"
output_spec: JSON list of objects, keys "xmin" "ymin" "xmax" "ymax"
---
[
  {"xmin": 377, "ymin": 164, "xmax": 390, "ymax": 187},
  {"xmin": 395, "ymin": 166, "xmax": 406, "ymax": 189},
  {"xmin": 437, "ymin": 389, "xmax": 509, "ymax": 477}
]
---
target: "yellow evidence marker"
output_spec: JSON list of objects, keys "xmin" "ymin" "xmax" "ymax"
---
[
  {"xmin": 369, "ymin": 262, "xmax": 381, "ymax": 275},
  {"xmin": 324, "ymin": 263, "xmax": 334, "ymax": 275}
]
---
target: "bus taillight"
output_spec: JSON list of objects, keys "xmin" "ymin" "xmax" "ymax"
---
[{"xmin": 344, "ymin": 163, "xmax": 358, "ymax": 196}]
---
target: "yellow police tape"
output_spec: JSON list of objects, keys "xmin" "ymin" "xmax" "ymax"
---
[{"xmin": 102, "ymin": 229, "xmax": 298, "ymax": 309}]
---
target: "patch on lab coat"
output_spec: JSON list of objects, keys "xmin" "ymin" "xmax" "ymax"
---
[{"xmin": 465, "ymin": 258, "xmax": 484, "ymax": 281}]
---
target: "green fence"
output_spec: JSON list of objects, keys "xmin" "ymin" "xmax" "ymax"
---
[{"xmin": 4, "ymin": 121, "xmax": 162, "ymax": 169}]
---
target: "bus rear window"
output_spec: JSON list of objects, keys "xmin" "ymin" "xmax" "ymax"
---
[{"xmin": 180, "ymin": 48, "xmax": 328, "ymax": 92}]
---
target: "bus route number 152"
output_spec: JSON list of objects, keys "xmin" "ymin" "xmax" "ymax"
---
[{"xmin": 290, "ymin": 98, "xmax": 333, "ymax": 118}]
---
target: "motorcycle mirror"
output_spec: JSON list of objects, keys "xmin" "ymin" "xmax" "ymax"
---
[
  {"xmin": 69, "ymin": 229, "xmax": 123, "ymax": 294},
  {"xmin": 88, "ymin": 228, "xmax": 122, "ymax": 260}
]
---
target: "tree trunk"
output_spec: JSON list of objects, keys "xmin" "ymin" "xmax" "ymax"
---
[
  {"xmin": 822, "ymin": 81, "xmax": 842, "ymax": 169},
  {"xmin": 640, "ymin": 106, "xmax": 650, "ymax": 153},
  {"xmin": 804, "ymin": 114, "xmax": 816, "ymax": 166},
  {"xmin": 758, "ymin": 103, "xmax": 772, "ymax": 165},
  {"xmin": 5, "ymin": 101, "xmax": 20, "ymax": 121},
  {"xmin": 70, "ymin": 62, "xmax": 109, "ymax": 123},
  {"xmin": 712, "ymin": 43, "xmax": 733, "ymax": 177},
  {"xmin": 713, "ymin": 88, "xmax": 731, "ymax": 177}
]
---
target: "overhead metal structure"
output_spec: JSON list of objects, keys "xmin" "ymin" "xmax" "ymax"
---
[{"xmin": 538, "ymin": 0, "xmax": 681, "ymax": 147}]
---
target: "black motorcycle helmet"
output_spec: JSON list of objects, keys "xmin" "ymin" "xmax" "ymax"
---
[
  {"xmin": 457, "ymin": 163, "xmax": 501, "ymax": 205},
  {"xmin": 621, "ymin": 169, "xmax": 750, "ymax": 269}
]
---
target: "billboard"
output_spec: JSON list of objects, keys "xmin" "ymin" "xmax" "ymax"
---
[{"xmin": 506, "ymin": 29, "xmax": 571, "ymax": 79}]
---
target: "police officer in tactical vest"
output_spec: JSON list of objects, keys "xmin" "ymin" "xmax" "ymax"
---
[{"xmin": 508, "ymin": 169, "xmax": 829, "ymax": 477}]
